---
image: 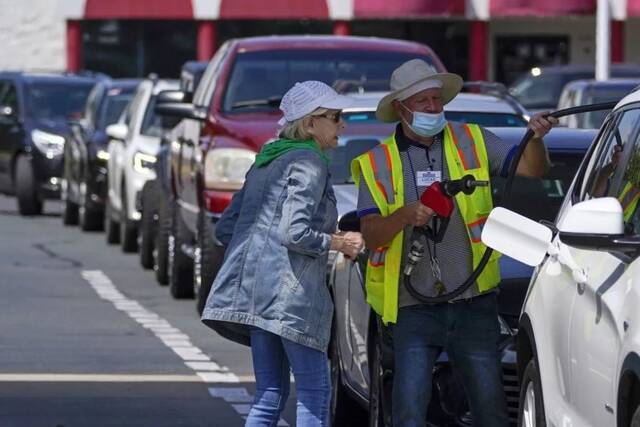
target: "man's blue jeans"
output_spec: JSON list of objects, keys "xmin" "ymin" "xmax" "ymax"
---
[
  {"xmin": 245, "ymin": 327, "xmax": 330, "ymax": 427},
  {"xmin": 391, "ymin": 293, "xmax": 509, "ymax": 427}
]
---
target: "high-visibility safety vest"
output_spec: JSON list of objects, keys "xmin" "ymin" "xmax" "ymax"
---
[
  {"xmin": 351, "ymin": 122, "xmax": 501, "ymax": 324},
  {"xmin": 618, "ymin": 181, "xmax": 640, "ymax": 221}
]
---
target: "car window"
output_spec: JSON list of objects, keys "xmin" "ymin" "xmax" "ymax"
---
[
  {"xmin": 510, "ymin": 72, "xmax": 591, "ymax": 109},
  {"xmin": 222, "ymin": 50, "xmax": 439, "ymax": 113},
  {"xmin": 341, "ymin": 111, "xmax": 527, "ymax": 128},
  {"xmin": 25, "ymin": 82, "xmax": 93, "ymax": 120},
  {"xmin": 582, "ymin": 108, "xmax": 640, "ymax": 203},
  {"xmin": 98, "ymin": 89, "xmax": 135, "ymax": 129},
  {"xmin": 140, "ymin": 95, "xmax": 181, "ymax": 137}
]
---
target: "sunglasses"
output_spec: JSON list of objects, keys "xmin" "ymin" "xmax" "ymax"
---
[{"xmin": 317, "ymin": 111, "xmax": 342, "ymax": 123}]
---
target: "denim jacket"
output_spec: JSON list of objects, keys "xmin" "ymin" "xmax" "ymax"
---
[{"xmin": 201, "ymin": 149, "xmax": 338, "ymax": 352}]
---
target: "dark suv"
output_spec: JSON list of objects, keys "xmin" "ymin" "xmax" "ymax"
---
[
  {"xmin": 62, "ymin": 78, "xmax": 139, "ymax": 230},
  {"xmin": 156, "ymin": 35, "xmax": 446, "ymax": 312},
  {"xmin": 0, "ymin": 72, "xmax": 99, "ymax": 215}
]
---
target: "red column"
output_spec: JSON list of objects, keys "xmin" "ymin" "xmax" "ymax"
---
[
  {"xmin": 197, "ymin": 21, "xmax": 216, "ymax": 61},
  {"xmin": 66, "ymin": 20, "xmax": 82, "ymax": 72},
  {"xmin": 333, "ymin": 21, "xmax": 351, "ymax": 36},
  {"xmin": 611, "ymin": 20, "xmax": 624, "ymax": 63},
  {"xmin": 468, "ymin": 21, "xmax": 488, "ymax": 81}
]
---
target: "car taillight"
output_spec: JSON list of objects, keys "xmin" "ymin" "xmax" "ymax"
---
[{"xmin": 203, "ymin": 190, "xmax": 234, "ymax": 214}]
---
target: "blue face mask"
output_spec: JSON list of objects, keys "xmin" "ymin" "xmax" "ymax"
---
[{"xmin": 400, "ymin": 102, "xmax": 447, "ymax": 137}]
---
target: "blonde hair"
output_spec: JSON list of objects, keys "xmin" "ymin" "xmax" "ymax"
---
[{"xmin": 278, "ymin": 107, "xmax": 328, "ymax": 140}]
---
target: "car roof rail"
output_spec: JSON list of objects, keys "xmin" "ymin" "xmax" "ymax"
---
[{"xmin": 462, "ymin": 81, "xmax": 529, "ymax": 117}]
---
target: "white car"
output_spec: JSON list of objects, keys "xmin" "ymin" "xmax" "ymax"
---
[
  {"xmin": 105, "ymin": 78, "xmax": 178, "ymax": 252},
  {"xmin": 482, "ymin": 87, "xmax": 640, "ymax": 426}
]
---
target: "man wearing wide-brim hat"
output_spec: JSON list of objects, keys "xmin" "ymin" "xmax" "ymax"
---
[{"xmin": 352, "ymin": 59, "xmax": 556, "ymax": 426}]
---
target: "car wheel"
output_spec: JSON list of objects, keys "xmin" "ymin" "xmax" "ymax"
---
[
  {"xmin": 194, "ymin": 212, "xmax": 225, "ymax": 315},
  {"xmin": 79, "ymin": 180, "xmax": 103, "ymax": 231},
  {"xmin": 119, "ymin": 187, "xmax": 138, "ymax": 253},
  {"xmin": 139, "ymin": 181, "xmax": 158, "ymax": 269},
  {"xmin": 518, "ymin": 358, "xmax": 546, "ymax": 427},
  {"xmin": 154, "ymin": 194, "xmax": 171, "ymax": 286},
  {"xmin": 330, "ymin": 321, "xmax": 366, "ymax": 426},
  {"xmin": 632, "ymin": 405, "xmax": 640, "ymax": 427},
  {"xmin": 15, "ymin": 155, "xmax": 42, "ymax": 216},
  {"xmin": 168, "ymin": 201, "xmax": 194, "ymax": 299},
  {"xmin": 61, "ymin": 179, "xmax": 79, "ymax": 225},
  {"xmin": 104, "ymin": 196, "xmax": 121, "ymax": 245},
  {"xmin": 369, "ymin": 326, "xmax": 393, "ymax": 427}
]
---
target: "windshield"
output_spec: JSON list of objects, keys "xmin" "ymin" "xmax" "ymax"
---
[
  {"xmin": 491, "ymin": 152, "xmax": 584, "ymax": 222},
  {"xmin": 582, "ymin": 85, "xmax": 638, "ymax": 129},
  {"xmin": 99, "ymin": 92, "xmax": 134, "ymax": 129},
  {"xmin": 509, "ymin": 72, "xmax": 590, "ymax": 109},
  {"xmin": 342, "ymin": 111, "xmax": 526, "ymax": 127},
  {"xmin": 223, "ymin": 50, "xmax": 438, "ymax": 113},
  {"xmin": 26, "ymin": 82, "xmax": 94, "ymax": 120}
]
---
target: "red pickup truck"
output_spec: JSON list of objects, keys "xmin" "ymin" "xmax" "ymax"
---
[{"xmin": 156, "ymin": 35, "xmax": 446, "ymax": 313}]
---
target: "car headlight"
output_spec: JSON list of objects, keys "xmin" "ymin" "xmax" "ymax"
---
[
  {"xmin": 31, "ymin": 129, "xmax": 65, "ymax": 158},
  {"xmin": 204, "ymin": 148, "xmax": 256, "ymax": 190},
  {"xmin": 96, "ymin": 149, "xmax": 110, "ymax": 161},
  {"xmin": 133, "ymin": 151, "xmax": 156, "ymax": 174}
]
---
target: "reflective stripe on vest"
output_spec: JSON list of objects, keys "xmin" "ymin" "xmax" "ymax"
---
[
  {"xmin": 351, "ymin": 123, "xmax": 501, "ymax": 325},
  {"xmin": 618, "ymin": 182, "xmax": 640, "ymax": 221}
]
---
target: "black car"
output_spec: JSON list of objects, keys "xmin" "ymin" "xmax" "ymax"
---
[
  {"xmin": 0, "ymin": 71, "xmax": 99, "ymax": 215},
  {"xmin": 62, "ymin": 78, "xmax": 139, "ymax": 230},
  {"xmin": 509, "ymin": 64, "xmax": 640, "ymax": 112}
]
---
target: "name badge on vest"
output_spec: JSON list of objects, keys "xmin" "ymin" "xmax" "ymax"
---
[{"xmin": 416, "ymin": 171, "xmax": 442, "ymax": 187}]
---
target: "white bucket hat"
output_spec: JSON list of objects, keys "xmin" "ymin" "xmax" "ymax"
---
[
  {"xmin": 278, "ymin": 81, "xmax": 353, "ymax": 126},
  {"xmin": 376, "ymin": 59, "xmax": 463, "ymax": 123}
]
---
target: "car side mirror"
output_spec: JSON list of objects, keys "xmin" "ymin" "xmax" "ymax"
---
[
  {"xmin": 106, "ymin": 123, "xmax": 128, "ymax": 141},
  {"xmin": 155, "ymin": 102, "xmax": 206, "ymax": 122},
  {"xmin": 156, "ymin": 89, "xmax": 188, "ymax": 105},
  {"xmin": 338, "ymin": 210, "xmax": 360, "ymax": 232},
  {"xmin": 556, "ymin": 197, "xmax": 640, "ymax": 254},
  {"xmin": 482, "ymin": 207, "xmax": 553, "ymax": 266}
]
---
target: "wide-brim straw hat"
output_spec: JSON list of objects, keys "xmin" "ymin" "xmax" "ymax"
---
[{"xmin": 376, "ymin": 59, "xmax": 463, "ymax": 122}]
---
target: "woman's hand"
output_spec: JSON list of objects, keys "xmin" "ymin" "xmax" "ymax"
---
[{"xmin": 331, "ymin": 231, "xmax": 364, "ymax": 259}]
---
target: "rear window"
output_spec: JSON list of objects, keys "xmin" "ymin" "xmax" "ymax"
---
[
  {"xmin": 582, "ymin": 84, "xmax": 639, "ymax": 128},
  {"xmin": 223, "ymin": 50, "xmax": 438, "ymax": 113},
  {"xmin": 26, "ymin": 82, "xmax": 94, "ymax": 120},
  {"xmin": 509, "ymin": 71, "xmax": 591, "ymax": 109}
]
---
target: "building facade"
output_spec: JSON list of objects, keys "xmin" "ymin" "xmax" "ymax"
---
[{"xmin": 0, "ymin": 0, "xmax": 638, "ymax": 84}]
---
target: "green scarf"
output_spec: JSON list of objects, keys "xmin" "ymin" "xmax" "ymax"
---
[{"xmin": 254, "ymin": 139, "xmax": 330, "ymax": 168}]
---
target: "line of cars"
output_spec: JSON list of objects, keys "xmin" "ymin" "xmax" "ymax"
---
[{"xmin": 2, "ymin": 35, "xmax": 635, "ymax": 427}]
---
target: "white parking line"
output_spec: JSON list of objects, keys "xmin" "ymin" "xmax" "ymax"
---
[{"xmin": 81, "ymin": 270, "xmax": 289, "ymax": 426}]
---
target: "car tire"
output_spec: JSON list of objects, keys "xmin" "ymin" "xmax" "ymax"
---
[
  {"xmin": 518, "ymin": 358, "xmax": 546, "ymax": 427},
  {"xmin": 369, "ymin": 325, "xmax": 393, "ymax": 427},
  {"xmin": 154, "ymin": 194, "xmax": 171, "ymax": 286},
  {"xmin": 61, "ymin": 179, "xmax": 79, "ymax": 226},
  {"xmin": 119, "ymin": 187, "xmax": 138, "ymax": 253},
  {"xmin": 632, "ymin": 405, "xmax": 640, "ymax": 427},
  {"xmin": 168, "ymin": 201, "xmax": 194, "ymax": 299},
  {"xmin": 104, "ymin": 196, "xmax": 121, "ymax": 245},
  {"xmin": 79, "ymin": 181, "xmax": 103, "ymax": 231},
  {"xmin": 194, "ymin": 212, "xmax": 225, "ymax": 315},
  {"xmin": 139, "ymin": 181, "xmax": 158, "ymax": 269},
  {"xmin": 330, "ymin": 321, "xmax": 366, "ymax": 426},
  {"xmin": 15, "ymin": 155, "xmax": 42, "ymax": 216}
]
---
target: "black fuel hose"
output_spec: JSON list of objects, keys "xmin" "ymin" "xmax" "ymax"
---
[{"xmin": 404, "ymin": 101, "xmax": 619, "ymax": 304}]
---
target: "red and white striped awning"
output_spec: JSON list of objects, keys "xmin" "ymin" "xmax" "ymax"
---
[{"xmin": 59, "ymin": 0, "xmax": 637, "ymax": 20}]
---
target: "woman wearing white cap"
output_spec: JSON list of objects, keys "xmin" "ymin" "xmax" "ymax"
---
[{"xmin": 201, "ymin": 80, "xmax": 364, "ymax": 426}]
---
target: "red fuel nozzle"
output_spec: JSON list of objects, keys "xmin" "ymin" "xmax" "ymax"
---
[{"xmin": 419, "ymin": 174, "xmax": 488, "ymax": 217}]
